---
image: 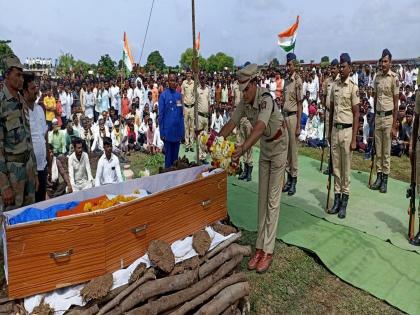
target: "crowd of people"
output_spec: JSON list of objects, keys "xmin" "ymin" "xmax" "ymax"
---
[{"xmin": 0, "ymin": 53, "xmax": 418, "ymax": 206}]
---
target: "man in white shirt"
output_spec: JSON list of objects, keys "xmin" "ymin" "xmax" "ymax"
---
[
  {"xmin": 109, "ymin": 81, "xmax": 120, "ymax": 112},
  {"xmin": 211, "ymin": 109, "xmax": 224, "ymax": 133},
  {"xmin": 95, "ymin": 137, "xmax": 123, "ymax": 186},
  {"xmin": 68, "ymin": 138, "xmax": 94, "ymax": 191},
  {"xmin": 134, "ymin": 81, "xmax": 145, "ymax": 110},
  {"xmin": 59, "ymin": 84, "xmax": 68, "ymax": 129},
  {"xmin": 66, "ymin": 86, "xmax": 73, "ymax": 120},
  {"xmin": 91, "ymin": 118, "xmax": 110, "ymax": 153},
  {"xmin": 23, "ymin": 73, "xmax": 45, "ymax": 201},
  {"xmin": 85, "ymin": 87, "xmax": 95, "ymax": 119}
]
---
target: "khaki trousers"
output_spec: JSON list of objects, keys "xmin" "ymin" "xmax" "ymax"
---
[
  {"xmin": 331, "ymin": 126, "xmax": 352, "ymax": 194},
  {"xmin": 236, "ymin": 117, "xmax": 253, "ymax": 166},
  {"xmin": 256, "ymin": 130, "xmax": 288, "ymax": 254},
  {"xmin": 197, "ymin": 115, "xmax": 209, "ymax": 160},
  {"xmin": 184, "ymin": 106, "xmax": 195, "ymax": 148},
  {"xmin": 285, "ymin": 115, "xmax": 298, "ymax": 177},
  {"xmin": 375, "ymin": 115, "xmax": 393, "ymax": 175}
]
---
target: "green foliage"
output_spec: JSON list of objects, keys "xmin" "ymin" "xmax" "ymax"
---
[
  {"xmin": 270, "ymin": 58, "xmax": 280, "ymax": 68},
  {"xmin": 179, "ymin": 48, "xmax": 194, "ymax": 70},
  {"xmin": 320, "ymin": 56, "xmax": 330, "ymax": 69},
  {"xmin": 206, "ymin": 52, "xmax": 234, "ymax": 72},
  {"xmin": 0, "ymin": 42, "xmax": 14, "ymax": 73},
  {"xmin": 57, "ymin": 53, "xmax": 95, "ymax": 76},
  {"xmin": 146, "ymin": 50, "xmax": 165, "ymax": 71},
  {"xmin": 97, "ymin": 54, "xmax": 117, "ymax": 79}
]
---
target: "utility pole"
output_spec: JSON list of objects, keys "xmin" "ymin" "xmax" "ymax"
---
[{"xmin": 191, "ymin": 0, "xmax": 200, "ymax": 164}]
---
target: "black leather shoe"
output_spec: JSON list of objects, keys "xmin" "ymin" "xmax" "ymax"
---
[
  {"xmin": 282, "ymin": 173, "xmax": 292, "ymax": 192},
  {"xmin": 246, "ymin": 165, "xmax": 253, "ymax": 182},
  {"xmin": 238, "ymin": 164, "xmax": 248, "ymax": 180},
  {"xmin": 410, "ymin": 231, "xmax": 420, "ymax": 246},
  {"xmin": 370, "ymin": 173, "xmax": 382, "ymax": 190},
  {"xmin": 338, "ymin": 194, "xmax": 349, "ymax": 219},
  {"xmin": 380, "ymin": 174, "xmax": 388, "ymax": 193},
  {"xmin": 327, "ymin": 193, "xmax": 342, "ymax": 214},
  {"xmin": 288, "ymin": 177, "xmax": 297, "ymax": 196}
]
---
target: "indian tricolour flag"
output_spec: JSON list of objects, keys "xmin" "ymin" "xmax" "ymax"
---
[
  {"xmin": 123, "ymin": 32, "xmax": 134, "ymax": 72},
  {"xmin": 277, "ymin": 16, "xmax": 300, "ymax": 53}
]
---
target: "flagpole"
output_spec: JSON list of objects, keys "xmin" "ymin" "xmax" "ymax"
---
[{"xmin": 191, "ymin": 0, "xmax": 199, "ymax": 164}]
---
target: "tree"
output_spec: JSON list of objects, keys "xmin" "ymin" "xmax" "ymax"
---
[
  {"xmin": 320, "ymin": 56, "xmax": 330, "ymax": 69},
  {"xmin": 97, "ymin": 54, "xmax": 117, "ymax": 79},
  {"xmin": 179, "ymin": 48, "xmax": 194, "ymax": 70},
  {"xmin": 206, "ymin": 52, "xmax": 234, "ymax": 72},
  {"xmin": 56, "ymin": 53, "xmax": 76, "ymax": 76},
  {"xmin": 146, "ymin": 50, "xmax": 165, "ymax": 71},
  {"xmin": 270, "ymin": 58, "xmax": 280, "ymax": 69},
  {"xmin": 0, "ymin": 42, "xmax": 14, "ymax": 74}
]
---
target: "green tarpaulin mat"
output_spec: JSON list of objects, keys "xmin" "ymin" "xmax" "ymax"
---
[{"xmin": 228, "ymin": 182, "xmax": 420, "ymax": 314}]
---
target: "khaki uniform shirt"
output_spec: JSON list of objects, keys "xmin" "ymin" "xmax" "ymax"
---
[
  {"xmin": 415, "ymin": 90, "xmax": 420, "ymax": 115},
  {"xmin": 197, "ymin": 86, "xmax": 210, "ymax": 113},
  {"xmin": 283, "ymin": 72, "xmax": 303, "ymax": 112},
  {"xmin": 323, "ymin": 74, "xmax": 340, "ymax": 110},
  {"xmin": 0, "ymin": 86, "xmax": 35, "ymax": 191},
  {"xmin": 374, "ymin": 70, "xmax": 399, "ymax": 112},
  {"xmin": 181, "ymin": 79, "xmax": 195, "ymax": 106},
  {"xmin": 231, "ymin": 87, "xmax": 284, "ymax": 140},
  {"xmin": 331, "ymin": 77, "xmax": 359, "ymax": 124}
]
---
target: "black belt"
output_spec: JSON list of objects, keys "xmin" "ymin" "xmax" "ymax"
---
[
  {"xmin": 198, "ymin": 112, "xmax": 209, "ymax": 118},
  {"xmin": 184, "ymin": 104, "xmax": 194, "ymax": 108},
  {"xmin": 376, "ymin": 110, "xmax": 393, "ymax": 117},
  {"xmin": 283, "ymin": 111, "xmax": 297, "ymax": 117},
  {"xmin": 334, "ymin": 123, "xmax": 353, "ymax": 130},
  {"xmin": 6, "ymin": 151, "xmax": 30, "ymax": 163}
]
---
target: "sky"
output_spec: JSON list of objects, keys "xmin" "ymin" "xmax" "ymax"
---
[{"xmin": 1, "ymin": 0, "xmax": 419, "ymax": 66}]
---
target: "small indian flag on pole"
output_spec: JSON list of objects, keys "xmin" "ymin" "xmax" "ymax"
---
[
  {"xmin": 277, "ymin": 16, "xmax": 300, "ymax": 53},
  {"xmin": 195, "ymin": 32, "xmax": 201, "ymax": 55},
  {"xmin": 123, "ymin": 32, "xmax": 134, "ymax": 72}
]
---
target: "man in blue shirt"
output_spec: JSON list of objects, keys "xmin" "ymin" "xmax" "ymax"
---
[{"xmin": 159, "ymin": 73, "xmax": 184, "ymax": 168}]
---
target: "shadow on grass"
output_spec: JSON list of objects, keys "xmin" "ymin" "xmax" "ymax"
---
[{"xmin": 374, "ymin": 211, "xmax": 407, "ymax": 237}]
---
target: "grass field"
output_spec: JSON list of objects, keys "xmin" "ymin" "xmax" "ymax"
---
[{"xmin": 126, "ymin": 147, "xmax": 407, "ymax": 314}]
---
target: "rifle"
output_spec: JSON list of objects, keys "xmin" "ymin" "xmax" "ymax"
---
[
  {"xmin": 368, "ymin": 110, "xmax": 376, "ymax": 187},
  {"xmin": 320, "ymin": 113, "xmax": 327, "ymax": 172},
  {"xmin": 325, "ymin": 141, "xmax": 333, "ymax": 211},
  {"xmin": 407, "ymin": 143, "xmax": 417, "ymax": 241}
]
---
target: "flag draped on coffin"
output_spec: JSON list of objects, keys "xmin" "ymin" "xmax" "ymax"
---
[
  {"xmin": 278, "ymin": 16, "xmax": 300, "ymax": 52},
  {"xmin": 123, "ymin": 32, "xmax": 134, "ymax": 72}
]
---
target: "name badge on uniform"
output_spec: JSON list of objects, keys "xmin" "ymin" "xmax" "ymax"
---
[{"xmin": 176, "ymin": 100, "xmax": 182, "ymax": 107}]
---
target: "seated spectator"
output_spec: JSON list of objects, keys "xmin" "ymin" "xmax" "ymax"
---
[
  {"xmin": 306, "ymin": 110, "xmax": 325, "ymax": 148},
  {"xmin": 111, "ymin": 120, "xmax": 127, "ymax": 155},
  {"xmin": 391, "ymin": 120, "xmax": 405, "ymax": 157},
  {"xmin": 46, "ymin": 144, "xmax": 72, "ymax": 198},
  {"xmin": 68, "ymin": 138, "xmax": 94, "ymax": 192},
  {"xmin": 95, "ymin": 137, "xmax": 123, "ymax": 186},
  {"xmin": 300, "ymin": 107, "xmax": 318, "ymax": 142},
  {"xmin": 125, "ymin": 114, "xmax": 140, "ymax": 152},
  {"xmin": 48, "ymin": 118, "xmax": 66, "ymax": 156},
  {"xmin": 91, "ymin": 117, "xmax": 110, "ymax": 154},
  {"xmin": 153, "ymin": 115, "xmax": 164, "ymax": 153},
  {"xmin": 64, "ymin": 120, "xmax": 80, "ymax": 154},
  {"xmin": 143, "ymin": 118, "xmax": 156, "ymax": 153},
  {"xmin": 80, "ymin": 117, "xmax": 94, "ymax": 153}
]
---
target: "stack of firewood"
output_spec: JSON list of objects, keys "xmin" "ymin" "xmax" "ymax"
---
[{"xmin": 59, "ymin": 224, "xmax": 250, "ymax": 315}]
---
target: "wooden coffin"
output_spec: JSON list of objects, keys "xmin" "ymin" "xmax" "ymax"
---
[{"xmin": 3, "ymin": 166, "xmax": 227, "ymax": 299}]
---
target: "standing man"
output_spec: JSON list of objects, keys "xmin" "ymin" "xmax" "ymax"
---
[
  {"xmin": 321, "ymin": 59, "xmax": 340, "ymax": 175},
  {"xmin": 44, "ymin": 89, "xmax": 56, "ymax": 130},
  {"xmin": 327, "ymin": 53, "xmax": 360, "ymax": 219},
  {"xmin": 0, "ymin": 55, "xmax": 38, "ymax": 211},
  {"xmin": 23, "ymin": 72, "xmax": 48, "ymax": 202},
  {"xmin": 369, "ymin": 49, "xmax": 399, "ymax": 193},
  {"xmin": 159, "ymin": 73, "xmax": 184, "ymax": 169},
  {"xmin": 68, "ymin": 138, "xmax": 94, "ymax": 191},
  {"xmin": 59, "ymin": 83, "xmax": 68, "ymax": 129},
  {"xmin": 197, "ymin": 75, "xmax": 211, "ymax": 163},
  {"xmin": 282, "ymin": 53, "xmax": 303, "ymax": 196},
  {"xmin": 409, "ymin": 89, "xmax": 420, "ymax": 245},
  {"xmin": 181, "ymin": 71, "xmax": 195, "ymax": 152},
  {"xmin": 216, "ymin": 64, "xmax": 288, "ymax": 273}
]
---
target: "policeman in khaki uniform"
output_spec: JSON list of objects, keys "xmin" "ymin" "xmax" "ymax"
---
[
  {"xmin": 370, "ymin": 49, "xmax": 399, "ymax": 193},
  {"xmin": 409, "ymin": 90, "xmax": 420, "ymax": 245},
  {"xmin": 181, "ymin": 71, "xmax": 195, "ymax": 152},
  {"xmin": 0, "ymin": 55, "xmax": 38, "ymax": 211},
  {"xmin": 217, "ymin": 63, "xmax": 289, "ymax": 273},
  {"xmin": 327, "ymin": 53, "xmax": 360, "ymax": 219},
  {"xmin": 282, "ymin": 53, "xmax": 303, "ymax": 196},
  {"xmin": 321, "ymin": 59, "xmax": 340, "ymax": 174},
  {"xmin": 197, "ymin": 75, "xmax": 211, "ymax": 162}
]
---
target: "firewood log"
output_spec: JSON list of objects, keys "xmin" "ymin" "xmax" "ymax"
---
[
  {"xmin": 199, "ymin": 244, "xmax": 251, "ymax": 279},
  {"xmin": 194, "ymin": 282, "xmax": 250, "ymax": 315}
]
